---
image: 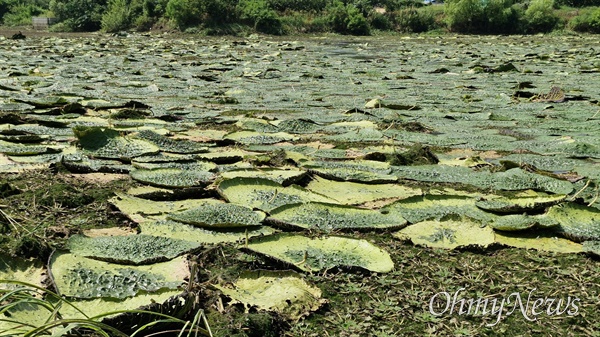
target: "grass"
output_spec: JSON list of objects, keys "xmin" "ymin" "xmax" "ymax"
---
[{"xmin": 1, "ymin": 169, "xmax": 599, "ymax": 336}]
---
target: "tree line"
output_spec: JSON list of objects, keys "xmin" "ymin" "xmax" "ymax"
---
[{"xmin": 1, "ymin": 0, "xmax": 600, "ymax": 35}]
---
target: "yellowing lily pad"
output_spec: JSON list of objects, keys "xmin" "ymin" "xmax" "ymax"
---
[
  {"xmin": 393, "ymin": 219, "xmax": 496, "ymax": 249},
  {"xmin": 495, "ymin": 232, "xmax": 583, "ymax": 253},
  {"xmin": 214, "ymin": 270, "xmax": 325, "ymax": 321},
  {"xmin": 218, "ymin": 177, "xmax": 337, "ymax": 212},
  {"xmin": 246, "ymin": 233, "xmax": 394, "ymax": 273},
  {"xmin": 0, "ymin": 254, "xmax": 45, "ymax": 289},
  {"xmin": 109, "ymin": 193, "xmax": 222, "ymax": 222},
  {"xmin": 306, "ymin": 177, "xmax": 421, "ymax": 205}
]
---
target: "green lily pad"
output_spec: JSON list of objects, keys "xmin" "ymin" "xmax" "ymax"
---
[
  {"xmin": 66, "ymin": 234, "xmax": 200, "ymax": 265},
  {"xmin": 547, "ymin": 202, "xmax": 600, "ymax": 241},
  {"xmin": 267, "ymin": 202, "xmax": 407, "ymax": 231},
  {"xmin": 214, "ymin": 270, "xmax": 325, "ymax": 321},
  {"xmin": 582, "ymin": 240, "xmax": 600, "ymax": 257},
  {"xmin": 134, "ymin": 130, "xmax": 209, "ymax": 154},
  {"xmin": 130, "ymin": 168, "xmax": 215, "ymax": 188},
  {"xmin": 476, "ymin": 193, "xmax": 566, "ymax": 213},
  {"xmin": 302, "ymin": 160, "xmax": 397, "ymax": 183},
  {"xmin": 246, "ymin": 233, "xmax": 394, "ymax": 273},
  {"xmin": 393, "ymin": 219, "xmax": 495, "ymax": 249},
  {"xmin": 50, "ymin": 252, "xmax": 189, "ymax": 299},
  {"xmin": 224, "ymin": 131, "xmax": 296, "ymax": 145},
  {"xmin": 73, "ymin": 126, "xmax": 159, "ymax": 160},
  {"xmin": 220, "ymin": 167, "xmax": 307, "ymax": 185},
  {"xmin": 140, "ymin": 220, "xmax": 276, "ymax": 244},
  {"xmin": 167, "ymin": 203, "xmax": 266, "ymax": 228},
  {"xmin": 384, "ymin": 195, "xmax": 495, "ymax": 224}
]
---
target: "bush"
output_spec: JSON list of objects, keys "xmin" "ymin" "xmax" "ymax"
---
[
  {"xmin": 267, "ymin": 0, "xmax": 326, "ymax": 12},
  {"xmin": 101, "ymin": 0, "xmax": 131, "ymax": 32},
  {"xmin": 237, "ymin": 0, "xmax": 282, "ymax": 34},
  {"xmin": 327, "ymin": 0, "xmax": 370, "ymax": 35},
  {"xmin": 165, "ymin": 0, "xmax": 200, "ymax": 28},
  {"xmin": 524, "ymin": 0, "xmax": 558, "ymax": 32},
  {"xmin": 393, "ymin": 7, "xmax": 436, "ymax": 32},
  {"xmin": 50, "ymin": 0, "xmax": 107, "ymax": 31},
  {"xmin": 368, "ymin": 11, "xmax": 392, "ymax": 30},
  {"xmin": 3, "ymin": 3, "xmax": 45, "ymax": 26},
  {"xmin": 569, "ymin": 6, "xmax": 600, "ymax": 32},
  {"xmin": 444, "ymin": 0, "xmax": 522, "ymax": 33}
]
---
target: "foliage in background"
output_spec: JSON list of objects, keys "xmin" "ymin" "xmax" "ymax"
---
[
  {"xmin": 569, "ymin": 6, "xmax": 600, "ymax": 32},
  {"xmin": 524, "ymin": 0, "xmax": 559, "ymax": 32},
  {"xmin": 49, "ymin": 0, "xmax": 107, "ymax": 31},
  {"xmin": 238, "ymin": 0, "xmax": 282, "ymax": 34},
  {"xmin": 326, "ymin": 0, "xmax": 370, "ymax": 35},
  {"xmin": 444, "ymin": 0, "xmax": 523, "ymax": 34}
]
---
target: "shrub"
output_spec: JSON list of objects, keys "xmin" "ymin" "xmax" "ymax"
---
[
  {"xmin": 327, "ymin": 0, "xmax": 370, "ymax": 35},
  {"xmin": 524, "ymin": 0, "xmax": 558, "ymax": 32},
  {"xmin": 237, "ymin": 0, "xmax": 282, "ymax": 34},
  {"xmin": 444, "ymin": 0, "xmax": 523, "ymax": 33},
  {"xmin": 3, "ymin": 3, "xmax": 45, "ymax": 26},
  {"xmin": 49, "ymin": 0, "xmax": 107, "ymax": 31},
  {"xmin": 267, "ymin": 0, "xmax": 326, "ymax": 12},
  {"xmin": 165, "ymin": 0, "xmax": 200, "ymax": 28},
  {"xmin": 393, "ymin": 7, "xmax": 436, "ymax": 32},
  {"xmin": 444, "ymin": 0, "xmax": 485, "ymax": 33},
  {"xmin": 101, "ymin": 0, "xmax": 131, "ymax": 32},
  {"xmin": 569, "ymin": 6, "xmax": 600, "ymax": 32},
  {"xmin": 368, "ymin": 11, "xmax": 392, "ymax": 30}
]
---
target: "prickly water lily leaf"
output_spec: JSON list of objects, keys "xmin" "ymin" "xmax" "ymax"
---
[
  {"xmin": 66, "ymin": 234, "xmax": 200, "ymax": 265},
  {"xmin": 246, "ymin": 233, "xmax": 394, "ymax": 273},
  {"xmin": 220, "ymin": 167, "xmax": 307, "ymax": 185},
  {"xmin": 130, "ymin": 168, "xmax": 215, "ymax": 188},
  {"xmin": 50, "ymin": 252, "xmax": 188, "ymax": 299},
  {"xmin": 224, "ymin": 131, "xmax": 296, "ymax": 145},
  {"xmin": 302, "ymin": 160, "xmax": 397, "ymax": 183},
  {"xmin": 475, "ymin": 193, "xmax": 566, "ymax": 213},
  {"xmin": 59, "ymin": 289, "xmax": 185, "ymax": 320},
  {"xmin": 582, "ymin": 241, "xmax": 600, "ymax": 257},
  {"xmin": 547, "ymin": 203, "xmax": 600, "ymax": 241},
  {"xmin": 167, "ymin": 203, "xmax": 265, "ymax": 228},
  {"xmin": 109, "ymin": 193, "xmax": 222, "ymax": 222},
  {"xmin": 489, "ymin": 214, "xmax": 559, "ymax": 231},
  {"xmin": 306, "ymin": 177, "xmax": 421, "ymax": 205},
  {"xmin": 140, "ymin": 220, "xmax": 276, "ymax": 244},
  {"xmin": 268, "ymin": 202, "xmax": 407, "ymax": 231},
  {"xmin": 73, "ymin": 126, "xmax": 159, "ymax": 160},
  {"xmin": 218, "ymin": 177, "xmax": 337, "ymax": 212},
  {"xmin": 0, "ymin": 139, "xmax": 49, "ymax": 156},
  {"xmin": 491, "ymin": 168, "xmax": 573, "ymax": 194},
  {"xmin": 384, "ymin": 195, "xmax": 495, "ymax": 224},
  {"xmin": 494, "ymin": 232, "xmax": 583, "ymax": 253},
  {"xmin": 0, "ymin": 253, "xmax": 45, "ymax": 289},
  {"xmin": 214, "ymin": 270, "xmax": 325, "ymax": 321},
  {"xmin": 134, "ymin": 130, "xmax": 209, "ymax": 153},
  {"xmin": 393, "ymin": 219, "xmax": 495, "ymax": 249}
]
